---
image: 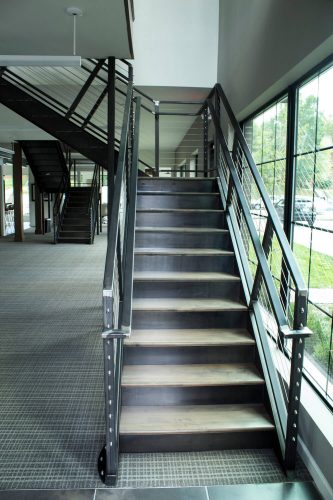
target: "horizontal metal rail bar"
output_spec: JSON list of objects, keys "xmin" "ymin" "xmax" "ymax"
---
[
  {"xmin": 159, "ymin": 99, "xmax": 205, "ymax": 105},
  {"xmin": 133, "ymin": 86, "xmax": 155, "ymax": 103},
  {"xmin": 158, "ymin": 111, "xmax": 200, "ymax": 116},
  {"xmin": 139, "ymin": 159, "xmax": 154, "ymax": 170}
]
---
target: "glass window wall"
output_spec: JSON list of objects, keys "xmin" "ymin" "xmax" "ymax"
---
[{"xmin": 244, "ymin": 60, "xmax": 333, "ymax": 407}]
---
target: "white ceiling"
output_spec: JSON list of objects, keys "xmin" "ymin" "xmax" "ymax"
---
[{"xmin": 0, "ymin": 0, "xmax": 131, "ymax": 58}]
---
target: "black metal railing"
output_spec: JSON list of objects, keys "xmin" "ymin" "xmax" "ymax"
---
[
  {"xmin": 206, "ymin": 83, "xmax": 312, "ymax": 471},
  {"xmin": 98, "ymin": 64, "xmax": 141, "ymax": 484},
  {"xmin": 88, "ymin": 164, "xmax": 101, "ymax": 244},
  {"xmin": 132, "ymin": 88, "xmax": 210, "ymax": 178},
  {"xmin": 1, "ymin": 58, "xmax": 130, "ymax": 146},
  {"xmin": 53, "ymin": 151, "xmax": 72, "ymax": 244}
]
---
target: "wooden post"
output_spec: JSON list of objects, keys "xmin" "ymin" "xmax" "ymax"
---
[
  {"xmin": 34, "ymin": 183, "xmax": 44, "ymax": 234},
  {"xmin": 13, "ymin": 143, "xmax": 24, "ymax": 241}
]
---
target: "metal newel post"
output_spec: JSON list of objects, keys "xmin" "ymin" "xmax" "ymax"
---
[
  {"xmin": 99, "ymin": 294, "xmax": 118, "ymax": 485},
  {"xmin": 107, "ymin": 57, "xmax": 116, "ymax": 235},
  {"xmin": 285, "ymin": 291, "xmax": 308, "ymax": 471},
  {"xmin": 285, "ymin": 335, "xmax": 305, "ymax": 471},
  {"xmin": 155, "ymin": 100, "xmax": 160, "ymax": 177}
]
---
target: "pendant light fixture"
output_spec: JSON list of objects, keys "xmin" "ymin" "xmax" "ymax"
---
[{"xmin": 0, "ymin": 6, "xmax": 83, "ymax": 67}]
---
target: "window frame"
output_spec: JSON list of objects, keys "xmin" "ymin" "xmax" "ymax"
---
[{"xmin": 241, "ymin": 53, "xmax": 333, "ymax": 411}]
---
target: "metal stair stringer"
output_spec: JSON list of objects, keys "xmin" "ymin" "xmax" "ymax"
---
[{"xmin": 0, "ymin": 76, "xmax": 110, "ymax": 169}]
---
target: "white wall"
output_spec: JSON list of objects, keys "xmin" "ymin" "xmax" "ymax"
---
[
  {"xmin": 132, "ymin": 0, "xmax": 219, "ymax": 88},
  {"xmin": 218, "ymin": 0, "xmax": 333, "ymax": 119}
]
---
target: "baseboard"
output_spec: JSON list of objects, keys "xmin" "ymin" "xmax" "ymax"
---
[{"xmin": 298, "ymin": 436, "xmax": 333, "ymax": 500}]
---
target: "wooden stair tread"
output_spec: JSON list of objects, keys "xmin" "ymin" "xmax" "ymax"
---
[
  {"xmin": 136, "ymin": 228, "xmax": 227, "ymax": 234},
  {"xmin": 134, "ymin": 248, "xmax": 233, "ymax": 255},
  {"xmin": 139, "ymin": 177, "xmax": 216, "ymax": 182},
  {"xmin": 136, "ymin": 209, "xmax": 224, "ymax": 213},
  {"xmin": 120, "ymin": 404, "xmax": 274, "ymax": 435},
  {"xmin": 125, "ymin": 328, "xmax": 255, "ymax": 347},
  {"xmin": 133, "ymin": 271, "xmax": 240, "ymax": 282},
  {"xmin": 137, "ymin": 191, "xmax": 219, "ymax": 196},
  {"xmin": 122, "ymin": 363, "xmax": 264, "ymax": 387},
  {"xmin": 132, "ymin": 298, "xmax": 247, "ymax": 312}
]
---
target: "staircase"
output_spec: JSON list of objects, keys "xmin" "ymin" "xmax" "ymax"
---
[
  {"xmin": 20, "ymin": 140, "xmax": 68, "ymax": 193},
  {"xmin": 0, "ymin": 75, "xmax": 109, "ymax": 168},
  {"xmin": 57, "ymin": 187, "xmax": 92, "ymax": 244},
  {"xmin": 119, "ymin": 176, "xmax": 275, "ymax": 452}
]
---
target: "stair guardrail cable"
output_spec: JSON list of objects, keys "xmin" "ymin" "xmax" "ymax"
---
[{"xmin": 207, "ymin": 84, "xmax": 312, "ymax": 471}]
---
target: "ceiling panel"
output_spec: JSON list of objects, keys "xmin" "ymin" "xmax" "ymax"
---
[{"xmin": 0, "ymin": 0, "xmax": 131, "ymax": 58}]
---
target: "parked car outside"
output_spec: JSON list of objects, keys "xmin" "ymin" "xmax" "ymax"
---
[{"xmin": 274, "ymin": 197, "xmax": 316, "ymax": 225}]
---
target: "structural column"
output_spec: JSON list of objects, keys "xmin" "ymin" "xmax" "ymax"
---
[
  {"xmin": 107, "ymin": 57, "xmax": 116, "ymax": 234},
  {"xmin": 13, "ymin": 142, "xmax": 24, "ymax": 241},
  {"xmin": 34, "ymin": 183, "xmax": 44, "ymax": 234},
  {"xmin": 0, "ymin": 160, "xmax": 5, "ymax": 237}
]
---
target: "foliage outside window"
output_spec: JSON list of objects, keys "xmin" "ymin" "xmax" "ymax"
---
[
  {"xmin": 293, "ymin": 66, "xmax": 333, "ymax": 401},
  {"xmin": 244, "ymin": 64, "xmax": 333, "ymax": 406}
]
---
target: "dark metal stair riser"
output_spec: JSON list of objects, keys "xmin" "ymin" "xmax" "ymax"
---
[
  {"xmin": 123, "ymin": 345, "xmax": 255, "ymax": 365},
  {"xmin": 133, "ymin": 281, "xmax": 241, "ymax": 300},
  {"xmin": 137, "ymin": 179, "xmax": 218, "ymax": 193},
  {"xmin": 58, "ymin": 237, "xmax": 90, "ymax": 244},
  {"xmin": 120, "ymin": 431, "xmax": 275, "ymax": 453},
  {"xmin": 136, "ymin": 212, "xmax": 226, "ymax": 228},
  {"xmin": 122, "ymin": 385, "xmax": 264, "ymax": 406},
  {"xmin": 137, "ymin": 193, "xmax": 221, "ymax": 210},
  {"xmin": 59, "ymin": 231, "xmax": 90, "ymax": 238},
  {"xmin": 134, "ymin": 254, "xmax": 236, "ymax": 273},
  {"xmin": 132, "ymin": 311, "xmax": 248, "ymax": 330},
  {"xmin": 135, "ymin": 230, "xmax": 232, "ymax": 250}
]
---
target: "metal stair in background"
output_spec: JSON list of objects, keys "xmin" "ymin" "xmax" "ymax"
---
[
  {"xmin": 57, "ymin": 187, "xmax": 92, "ymax": 244},
  {"xmin": 0, "ymin": 78, "xmax": 109, "ymax": 168},
  {"xmin": 20, "ymin": 140, "xmax": 68, "ymax": 193}
]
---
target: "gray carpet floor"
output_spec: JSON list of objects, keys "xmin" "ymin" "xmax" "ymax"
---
[{"xmin": 0, "ymin": 232, "xmax": 310, "ymax": 489}]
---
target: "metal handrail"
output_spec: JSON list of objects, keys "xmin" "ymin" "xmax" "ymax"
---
[
  {"xmin": 214, "ymin": 84, "xmax": 308, "ymax": 317},
  {"xmin": 88, "ymin": 164, "xmax": 99, "ymax": 212},
  {"xmin": 99, "ymin": 72, "xmax": 140, "ymax": 484},
  {"xmin": 208, "ymin": 84, "xmax": 312, "ymax": 472},
  {"xmin": 103, "ymin": 80, "xmax": 133, "ymax": 290},
  {"xmin": 120, "ymin": 98, "xmax": 141, "ymax": 331}
]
